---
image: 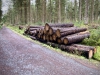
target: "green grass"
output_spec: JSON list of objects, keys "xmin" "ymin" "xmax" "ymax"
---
[{"xmin": 7, "ymin": 25, "xmax": 24, "ymax": 34}]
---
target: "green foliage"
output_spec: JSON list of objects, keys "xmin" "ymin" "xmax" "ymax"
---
[
  {"xmin": 82, "ymin": 28, "xmax": 100, "ymax": 46},
  {"xmin": 93, "ymin": 46, "xmax": 100, "ymax": 61},
  {"xmin": 35, "ymin": 21, "xmax": 43, "ymax": 25}
]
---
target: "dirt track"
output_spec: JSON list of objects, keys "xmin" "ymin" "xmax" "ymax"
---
[{"xmin": 0, "ymin": 27, "xmax": 100, "ymax": 75}]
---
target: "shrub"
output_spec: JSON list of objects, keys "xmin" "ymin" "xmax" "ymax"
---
[
  {"xmin": 82, "ymin": 28, "xmax": 100, "ymax": 46},
  {"xmin": 93, "ymin": 46, "xmax": 100, "ymax": 61}
]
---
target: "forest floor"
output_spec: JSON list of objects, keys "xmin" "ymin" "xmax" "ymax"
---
[{"xmin": 0, "ymin": 27, "xmax": 100, "ymax": 75}]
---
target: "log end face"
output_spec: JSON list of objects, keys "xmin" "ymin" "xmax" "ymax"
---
[
  {"xmin": 56, "ymin": 29, "xmax": 61, "ymax": 38},
  {"xmin": 45, "ymin": 23, "xmax": 50, "ymax": 31},
  {"xmin": 88, "ymin": 50, "xmax": 93, "ymax": 59},
  {"xmin": 43, "ymin": 35, "xmax": 46, "ymax": 41},
  {"xmin": 57, "ymin": 38, "xmax": 62, "ymax": 44},
  {"xmin": 49, "ymin": 28, "xmax": 53, "ymax": 35},
  {"xmin": 52, "ymin": 34, "xmax": 57, "ymax": 41},
  {"xmin": 63, "ymin": 38, "xmax": 68, "ymax": 45},
  {"xmin": 50, "ymin": 36, "xmax": 53, "ymax": 41}
]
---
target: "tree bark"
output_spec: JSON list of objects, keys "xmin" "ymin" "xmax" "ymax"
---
[
  {"xmin": 0, "ymin": 0, "xmax": 2, "ymax": 22},
  {"xmin": 91, "ymin": 0, "xmax": 94, "ymax": 22},
  {"xmin": 46, "ymin": 42, "xmax": 94, "ymax": 59},
  {"xmin": 55, "ymin": 27, "xmax": 87, "ymax": 38},
  {"xmin": 45, "ymin": 23, "xmax": 74, "ymax": 31},
  {"xmin": 79, "ymin": 0, "xmax": 82, "ymax": 21},
  {"xmin": 74, "ymin": 0, "xmax": 77, "ymax": 21},
  {"xmin": 58, "ymin": 0, "xmax": 61, "ymax": 23},
  {"xmin": 84, "ymin": 0, "xmax": 89, "ymax": 25},
  {"xmin": 60, "ymin": 45, "xmax": 93, "ymax": 59},
  {"xmin": 72, "ymin": 44, "xmax": 96, "ymax": 54},
  {"xmin": 62, "ymin": 31, "xmax": 90, "ymax": 45}
]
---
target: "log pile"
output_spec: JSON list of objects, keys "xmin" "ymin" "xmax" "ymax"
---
[{"xmin": 24, "ymin": 23, "xmax": 96, "ymax": 59}]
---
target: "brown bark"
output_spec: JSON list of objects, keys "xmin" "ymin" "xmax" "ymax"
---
[
  {"xmin": 30, "ymin": 36, "xmax": 37, "ymax": 40},
  {"xmin": 55, "ymin": 27, "xmax": 87, "ymax": 38},
  {"xmin": 47, "ymin": 42, "xmax": 93, "ymax": 59},
  {"xmin": 45, "ymin": 23, "xmax": 74, "ymax": 31},
  {"xmin": 47, "ymin": 42, "xmax": 60, "ymax": 48},
  {"xmin": 29, "ymin": 26, "xmax": 44, "ymax": 28},
  {"xmin": 60, "ymin": 45, "xmax": 93, "ymax": 59},
  {"xmin": 29, "ymin": 28, "xmax": 40, "ymax": 31},
  {"xmin": 29, "ymin": 30, "xmax": 37, "ymax": 36},
  {"xmin": 62, "ymin": 31, "xmax": 90, "ymax": 45},
  {"xmin": 72, "ymin": 44, "xmax": 96, "ymax": 54}
]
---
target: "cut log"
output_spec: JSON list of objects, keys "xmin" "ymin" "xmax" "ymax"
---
[
  {"xmin": 60, "ymin": 45, "xmax": 93, "ymax": 59},
  {"xmin": 29, "ymin": 28, "xmax": 40, "ymax": 31},
  {"xmin": 62, "ymin": 31, "xmax": 90, "ymax": 45},
  {"xmin": 24, "ymin": 27, "xmax": 40, "ymax": 35},
  {"xmin": 28, "ymin": 25, "xmax": 43, "ymax": 28},
  {"xmin": 19, "ymin": 26, "xmax": 23, "ymax": 30},
  {"xmin": 30, "ymin": 36, "xmax": 37, "ymax": 40},
  {"xmin": 55, "ymin": 27, "xmax": 87, "ymax": 38},
  {"xmin": 50, "ymin": 36, "xmax": 53, "ymax": 41},
  {"xmin": 48, "ymin": 27, "xmax": 56, "ymax": 35},
  {"xmin": 52, "ymin": 33, "xmax": 57, "ymax": 41},
  {"xmin": 47, "ymin": 42, "xmax": 60, "ymax": 48},
  {"xmin": 29, "ymin": 30, "xmax": 37, "ymax": 36},
  {"xmin": 46, "ymin": 42, "xmax": 93, "ymax": 59},
  {"xmin": 43, "ymin": 35, "xmax": 46, "ymax": 41},
  {"xmin": 39, "ymin": 28, "xmax": 44, "ymax": 35},
  {"xmin": 72, "ymin": 44, "xmax": 96, "ymax": 54},
  {"xmin": 46, "ymin": 35, "xmax": 50, "ymax": 42},
  {"xmin": 45, "ymin": 23, "xmax": 74, "ymax": 32},
  {"xmin": 57, "ymin": 38, "xmax": 62, "ymax": 44}
]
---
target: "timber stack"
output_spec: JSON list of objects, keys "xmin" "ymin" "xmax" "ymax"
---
[{"xmin": 24, "ymin": 23, "xmax": 96, "ymax": 59}]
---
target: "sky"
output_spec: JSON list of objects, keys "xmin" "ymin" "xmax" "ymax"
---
[{"xmin": 2, "ymin": 0, "xmax": 12, "ymax": 14}]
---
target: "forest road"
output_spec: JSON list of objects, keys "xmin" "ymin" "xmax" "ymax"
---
[{"xmin": 0, "ymin": 27, "xmax": 100, "ymax": 75}]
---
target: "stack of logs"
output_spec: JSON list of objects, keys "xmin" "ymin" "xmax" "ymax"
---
[{"xmin": 24, "ymin": 23, "xmax": 96, "ymax": 59}]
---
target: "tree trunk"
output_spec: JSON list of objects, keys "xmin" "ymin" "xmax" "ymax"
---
[
  {"xmin": 58, "ymin": 0, "xmax": 61, "ymax": 23},
  {"xmin": 79, "ymin": 0, "xmax": 82, "ymax": 21},
  {"xmin": 94, "ymin": 0, "xmax": 99, "ymax": 21},
  {"xmin": 24, "ymin": 0, "xmax": 27, "ymax": 24},
  {"xmin": 84, "ymin": 0, "xmax": 89, "ymax": 25},
  {"xmin": 74, "ymin": 0, "xmax": 77, "ymax": 21},
  {"xmin": 91, "ymin": 0, "xmax": 94, "ymax": 22},
  {"xmin": 42, "ymin": 0, "xmax": 46, "ymax": 23},
  {"xmin": 0, "ymin": 0, "xmax": 2, "ymax": 22}
]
